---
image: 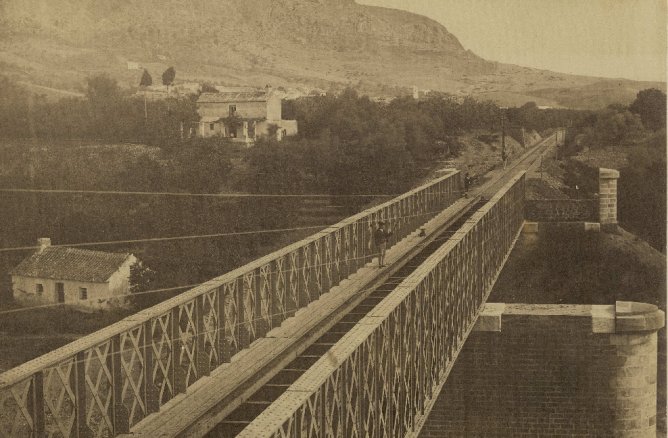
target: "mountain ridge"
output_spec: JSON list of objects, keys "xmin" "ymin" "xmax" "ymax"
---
[{"xmin": 0, "ymin": 0, "xmax": 664, "ymax": 108}]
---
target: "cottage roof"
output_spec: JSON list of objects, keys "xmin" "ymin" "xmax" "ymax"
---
[
  {"xmin": 197, "ymin": 91, "xmax": 269, "ymax": 103},
  {"xmin": 10, "ymin": 247, "xmax": 133, "ymax": 283}
]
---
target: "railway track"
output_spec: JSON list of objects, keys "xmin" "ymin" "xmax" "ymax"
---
[
  {"xmin": 477, "ymin": 130, "xmax": 560, "ymax": 199},
  {"xmin": 205, "ymin": 130, "xmax": 559, "ymax": 437},
  {"xmin": 207, "ymin": 198, "xmax": 489, "ymax": 437}
]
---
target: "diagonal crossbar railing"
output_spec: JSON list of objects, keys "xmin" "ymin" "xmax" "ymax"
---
[
  {"xmin": 236, "ymin": 172, "xmax": 526, "ymax": 438},
  {"xmin": 0, "ymin": 171, "xmax": 461, "ymax": 438}
]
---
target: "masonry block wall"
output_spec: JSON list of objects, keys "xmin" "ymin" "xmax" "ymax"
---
[
  {"xmin": 419, "ymin": 303, "xmax": 664, "ymax": 438},
  {"xmin": 599, "ymin": 168, "xmax": 620, "ymax": 226},
  {"xmin": 525, "ymin": 199, "xmax": 599, "ymax": 222},
  {"xmin": 420, "ymin": 313, "xmax": 615, "ymax": 437}
]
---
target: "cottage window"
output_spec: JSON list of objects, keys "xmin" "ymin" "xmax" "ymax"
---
[
  {"xmin": 36, "ymin": 284, "xmax": 43, "ymax": 296},
  {"xmin": 210, "ymin": 123, "xmax": 215, "ymax": 131},
  {"xmin": 229, "ymin": 105, "xmax": 237, "ymax": 116},
  {"xmin": 80, "ymin": 287, "xmax": 88, "ymax": 300}
]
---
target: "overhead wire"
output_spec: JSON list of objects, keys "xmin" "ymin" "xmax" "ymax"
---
[
  {"xmin": 0, "ymin": 204, "xmax": 462, "ymax": 252},
  {"xmin": 0, "ymin": 134, "xmax": 552, "ymax": 371},
  {"xmin": 0, "ymin": 133, "xmax": 545, "ymax": 315},
  {"xmin": 0, "ymin": 207, "xmax": 525, "ymax": 370},
  {"xmin": 0, "ymin": 188, "xmax": 397, "ymax": 198},
  {"xmin": 0, "ymin": 199, "xmax": 523, "ymax": 317},
  {"xmin": 0, "ymin": 133, "xmax": 549, "ymax": 314}
]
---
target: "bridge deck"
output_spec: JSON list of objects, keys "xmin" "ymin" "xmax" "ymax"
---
[
  {"xmin": 235, "ymin": 173, "xmax": 527, "ymax": 438},
  {"xmin": 122, "ymin": 196, "xmax": 482, "ymax": 438},
  {"xmin": 127, "ymin": 134, "xmax": 556, "ymax": 437}
]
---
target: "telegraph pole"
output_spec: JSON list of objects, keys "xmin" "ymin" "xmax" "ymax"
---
[{"xmin": 501, "ymin": 115, "xmax": 505, "ymax": 156}]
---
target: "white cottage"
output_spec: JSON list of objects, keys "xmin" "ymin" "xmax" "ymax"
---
[
  {"xmin": 10, "ymin": 238, "xmax": 136, "ymax": 309},
  {"xmin": 196, "ymin": 89, "xmax": 298, "ymax": 143}
]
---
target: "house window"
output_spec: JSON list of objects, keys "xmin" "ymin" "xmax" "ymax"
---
[
  {"xmin": 210, "ymin": 123, "xmax": 215, "ymax": 131},
  {"xmin": 229, "ymin": 105, "xmax": 236, "ymax": 116},
  {"xmin": 80, "ymin": 287, "xmax": 88, "ymax": 300},
  {"xmin": 36, "ymin": 284, "xmax": 43, "ymax": 296},
  {"xmin": 282, "ymin": 129, "xmax": 287, "ymax": 139}
]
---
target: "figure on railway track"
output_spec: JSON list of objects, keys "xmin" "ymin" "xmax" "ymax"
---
[
  {"xmin": 502, "ymin": 149, "xmax": 508, "ymax": 170},
  {"xmin": 374, "ymin": 221, "xmax": 393, "ymax": 268}
]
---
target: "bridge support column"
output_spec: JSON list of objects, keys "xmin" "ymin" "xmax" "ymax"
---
[
  {"xmin": 599, "ymin": 168, "xmax": 619, "ymax": 232},
  {"xmin": 610, "ymin": 301, "xmax": 665, "ymax": 438}
]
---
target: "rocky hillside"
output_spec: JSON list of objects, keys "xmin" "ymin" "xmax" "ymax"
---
[{"xmin": 0, "ymin": 0, "xmax": 663, "ymax": 108}]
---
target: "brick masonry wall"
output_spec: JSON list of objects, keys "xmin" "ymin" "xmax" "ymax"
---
[
  {"xmin": 419, "ymin": 315, "xmax": 617, "ymax": 437},
  {"xmin": 525, "ymin": 199, "xmax": 599, "ymax": 222}
]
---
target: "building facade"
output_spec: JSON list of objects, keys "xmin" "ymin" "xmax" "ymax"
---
[
  {"xmin": 10, "ymin": 238, "xmax": 137, "ymax": 309},
  {"xmin": 197, "ymin": 89, "xmax": 298, "ymax": 143}
]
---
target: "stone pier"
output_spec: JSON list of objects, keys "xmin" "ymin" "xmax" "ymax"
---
[
  {"xmin": 418, "ymin": 302, "xmax": 665, "ymax": 438},
  {"xmin": 599, "ymin": 167, "xmax": 620, "ymax": 231}
]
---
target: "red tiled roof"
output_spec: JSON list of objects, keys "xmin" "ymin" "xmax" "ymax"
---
[
  {"xmin": 10, "ymin": 247, "xmax": 133, "ymax": 283},
  {"xmin": 197, "ymin": 91, "xmax": 269, "ymax": 103}
]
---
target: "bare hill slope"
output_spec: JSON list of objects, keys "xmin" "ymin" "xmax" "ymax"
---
[{"xmin": 0, "ymin": 0, "xmax": 663, "ymax": 108}]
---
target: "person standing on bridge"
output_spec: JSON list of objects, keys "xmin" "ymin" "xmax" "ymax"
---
[
  {"xmin": 501, "ymin": 149, "xmax": 508, "ymax": 170},
  {"xmin": 374, "ymin": 221, "xmax": 392, "ymax": 268},
  {"xmin": 464, "ymin": 172, "xmax": 472, "ymax": 197}
]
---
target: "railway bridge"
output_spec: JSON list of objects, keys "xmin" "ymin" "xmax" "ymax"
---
[{"xmin": 0, "ymin": 132, "xmax": 663, "ymax": 438}]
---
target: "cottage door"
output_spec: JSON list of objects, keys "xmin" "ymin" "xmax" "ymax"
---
[{"xmin": 56, "ymin": 283, "xmax": 65, "ymax": 303}]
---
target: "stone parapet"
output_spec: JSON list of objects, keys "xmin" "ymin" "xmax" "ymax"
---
[{"xmin": 526, "ymin": 199, "xmax": 599, "ymax": 222}]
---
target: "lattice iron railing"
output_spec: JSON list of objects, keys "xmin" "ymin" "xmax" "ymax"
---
[
  {"xmin": 237, "ymin": 172, "xmax": 526, "ymax": 438},
  {"xmin": 0, "ymin": 172, "xmax": 461, "ymax": 438}
]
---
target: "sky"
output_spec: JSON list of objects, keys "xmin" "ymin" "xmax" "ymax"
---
[{"xmin": 357, "ymin": 0, "xmax": 667, "ymax": 82}]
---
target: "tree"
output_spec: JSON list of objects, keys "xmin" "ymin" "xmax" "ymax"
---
[
  {"xmin": 128, "ymin": 260, "xmax": 158, "ymax": 309},
  {"xmin": 139, "ymin": 69, "xmax": 152, "ymax": 87},
  {"xmin": 86, "ymin": 74, "xmax": 120, "ymax": 103},
  {"xmin": 0, "ymin": 75, "xmax": 31, "ymax": 138},
  {"xmin": 200, "ymin": 83, "xmax": 218, "ymax": 93},
  {"xmin": 162, "ymin": 67, "xmax": 176, "ymax": 87},
  {"xmin": 629, "ymin": 88, "xmax": 667, "ymax": 131},
  {"xmin": 86, "ymin": 74, "xmax": 123, "ymax": 139},
  {"xmin": 583, "ymin": 108, "xmax": 643, "ymax": 146}
]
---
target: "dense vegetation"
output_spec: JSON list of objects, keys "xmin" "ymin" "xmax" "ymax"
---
[
  {"xmin": 0, "ymin": 74, "xmax": 664, "ymax": 372},
  {"xmin": 559, "ymin": 89, "xmax": 667, "ymax": 252},
  {"xmin": 0, "ymin": 77, "xmax": 516, "ymax": 311},
  {"xmin": 0, "ymin": 74, "xmax": 664, "ymax": 316}
]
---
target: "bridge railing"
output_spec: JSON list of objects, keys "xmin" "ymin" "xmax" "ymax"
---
[
  {"xmin": 0, "ymin": 172, "xmax": 461, "ymax": 438},
  {"xmin": 237, "ymin": 172, "xmax": 526, "ymax": 438}
]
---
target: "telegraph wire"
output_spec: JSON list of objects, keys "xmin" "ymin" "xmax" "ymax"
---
[
  {"xmin": 0, "ymin": 188, "xmax": 397, "ymax": 198},
  {"xmin": 0, "ymin": 203, "xmax": 523, "ymax": 317},
  {"xmin": 0, "ymin": 135, "xmax": 554, "ymax": 370},
  {"xmin": 0, "ymin": 210, "xmax": 524, "ymax": 370},
  {"xmin": 0, "ymin": 225, "xmax": 332, "ymax": 252},
  {"xmin": 0, "ymin": 203, "xmax": 525, "ymax": 377},
  {"xmin": 0, "ymin": 133, "xmax": 549, "ymax": 307},
  {"xmin": 0, "ymin": 206, "xmax": 461, "ymax": 252}
]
